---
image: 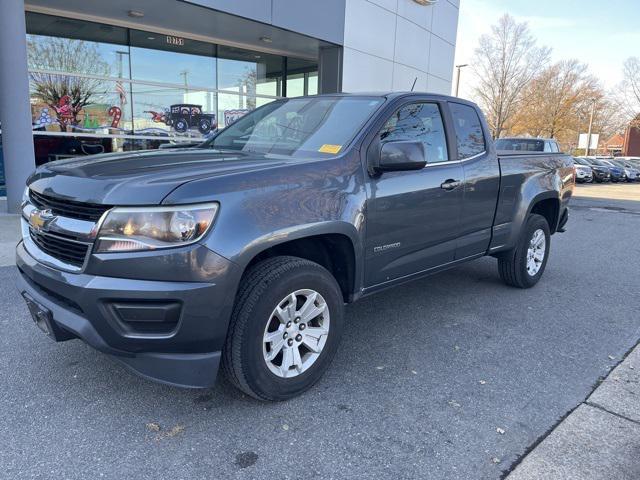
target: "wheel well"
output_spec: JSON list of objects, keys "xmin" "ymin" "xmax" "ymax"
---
[
  {"xmin": 530, "ymin": 198, "xmax": 560, "ymax": 233},
  {"xmin": 245, "ymin": 234, "xmax": 356, "ymax": 303}
]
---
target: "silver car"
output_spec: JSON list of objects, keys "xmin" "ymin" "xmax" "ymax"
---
[
  {"xmin": 611, "ymin": 159, "xmax": 640, "ymax": 182},
  {"xmin": 573, "ymin": 157, "xmax": 593, "ymax": 183}
]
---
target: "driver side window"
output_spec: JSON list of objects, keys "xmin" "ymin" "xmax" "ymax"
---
[{"xmin": 379, "ymin": 103, "xmax": 448, "ymax": 163}]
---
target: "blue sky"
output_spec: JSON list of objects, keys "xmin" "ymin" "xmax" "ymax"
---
[{"xmin": 454, "ymin": 0, "xmax": 640, "ymax": 97}]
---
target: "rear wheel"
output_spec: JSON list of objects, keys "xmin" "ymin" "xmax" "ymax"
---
[
  {"xmin": 222, "ymin": 256, "xmax": 344, "ymax": 401},
  {"xmin": 174, "ymin": 117, "xmax": 188, "ymax": 133},
  {"xmin": 498, "ymin": 214, "xmax": 550, "ymax": 289},
  {"xmin": 198, "ymin": 118, "xmax": 212, "ymax": 134}
]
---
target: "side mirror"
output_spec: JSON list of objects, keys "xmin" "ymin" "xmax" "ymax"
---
[{"xmin": 376, "ymin": 141, "xmax": 427, "ymax": 172}]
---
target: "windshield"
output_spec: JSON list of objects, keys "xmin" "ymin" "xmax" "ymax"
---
[
  {"xmin": 495, "ymin": 139, "xmax": 544, "ymax": 151},
  {"xmin": 573, "ymin": 157, "xmax": 590, "ymax": 166},
  {"xmin": 203, "ymin": 96, "xmax": 385, "ymax": 157}
]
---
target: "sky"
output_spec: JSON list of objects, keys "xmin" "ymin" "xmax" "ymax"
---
[{"xmin": 453, "ymin": 0, "xmax": 640, "ymax": 98}]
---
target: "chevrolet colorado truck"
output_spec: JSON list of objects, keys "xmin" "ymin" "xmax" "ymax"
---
[{"xmin": 16, "ymin": 93, "xmax": 574, "ymax": 400}]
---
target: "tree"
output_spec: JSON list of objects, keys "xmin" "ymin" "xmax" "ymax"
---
[
  {"xmin": 472, "ymin": 14, "xmax": 551, "ymax": 139},
  {"xmin": 620, "ymin": 57, "xmax": 640, "ymax": 127},
  {"xmin": 27, "ymin": 36, "xmax": 111, "ymax": 128},
  {"xmin": 510, "ymin": 60, "xmax": 602, "ymax": 146}
]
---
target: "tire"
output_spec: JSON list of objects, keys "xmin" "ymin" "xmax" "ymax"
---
[
  {"xmin": 174, "ymin": 118, "xmax": 188, "ymax": 133},
  {"xmin": 198, "ymin": 118, "xmax": 212, "ymax": 134},
  {"xmin": 222, "ymin": 256, "xmax": 344, "ymax": 401},
  {"xmin": 498, "ymin": 214, "xmax": 551, "ymax": 289}
]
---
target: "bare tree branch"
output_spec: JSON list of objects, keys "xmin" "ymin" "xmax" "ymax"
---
[{"xmin": 472, "ymin": 14, "xmax": 550, "ymax": 139}]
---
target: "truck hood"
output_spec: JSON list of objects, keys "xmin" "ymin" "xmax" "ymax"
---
[{"xmin": 27, "ymin": 148, "xmax": 289, "ymax": 205}]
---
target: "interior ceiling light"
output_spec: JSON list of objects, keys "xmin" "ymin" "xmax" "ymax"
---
[
  {"xmin": 259, "ymin": 36, "xmax": 272, "ymax": 44},
  {"xmin": 128, "ymin": 10, "xmax": 144, "ymax": 18}
]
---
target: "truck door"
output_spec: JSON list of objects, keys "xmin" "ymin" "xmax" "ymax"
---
[
  {"xmin": 364, "ymin": 100, "xmax": 463, "ymax": 287},
  {"xmin": 448, "ymin": 102, "xmax": 500, "ymax": 259}
]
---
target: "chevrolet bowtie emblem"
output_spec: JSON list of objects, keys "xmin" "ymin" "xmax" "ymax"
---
[{"xmin": 29, "ymin": 208, "xmax": 55, "ymax": 231}]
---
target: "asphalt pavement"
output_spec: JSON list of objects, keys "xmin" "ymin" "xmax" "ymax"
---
[{"xmin": 1, "ymin": 184, "xmax": 639, "ymax": 480}]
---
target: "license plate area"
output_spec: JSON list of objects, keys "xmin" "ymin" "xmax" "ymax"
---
[{"xmin": 22, "ymin": 293, "xmax": 74, "ymax": 342}]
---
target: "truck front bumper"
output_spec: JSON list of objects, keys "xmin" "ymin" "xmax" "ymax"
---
[{"xmin": 16, "ymin": 241, "xmax": 240, "ymax": 388}]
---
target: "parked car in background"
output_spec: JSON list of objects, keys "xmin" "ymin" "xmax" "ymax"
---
[
  {"xmin": 495, "ymin": 137, "xmax": 561, "ymax": 153},
  {"xmin": 610, "ymin": 158, "xmax": 640, "ymax": 182},
  {"xmin": 595, "ymin": 159, "xmax": 626, "ymax": 182},
  {"xmin": 17, "ymin": 93, "xmax": 574, "ymax": 400},
  {"xmin": 580, "ymin": 157, "xmax": 610, "ymax": 183},
  {"xmin": 622, "ymin": 158, "xmax": 640, "ymax": 177},
  {"xmin": 572, "ymin": 157, "xmax": 593, "ymax": 183}
]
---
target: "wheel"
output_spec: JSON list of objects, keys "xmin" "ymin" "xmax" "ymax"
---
[
  {"xmin": 174, "ymin": 117, "xmax": 188, "ymax": 133},
  {"xmin": 197, "ymin": 118, "xmax": 212, "ymax": 134},
  {"xmin": 222, "ymin": 256, "xmax": 344, "ymax": 401},
  {"xmin": 498, "ymin": 214, "xmax": 550, "ymax": 289}
]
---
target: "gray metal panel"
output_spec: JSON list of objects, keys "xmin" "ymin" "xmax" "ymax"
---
[
  {"xmin": 0, "ymin": 0, "xmax": 36, "ymax": 212},
  {"xmin": 272, "ymin": 0, "xmax": 345, "ymax": 45},
  {"xmin": 319, "ymin": 46, "xmax": 342, "ymax": 93},
  {"xmin": 181, "ymin": 0, "xmax": 272, "ymax": 24}
]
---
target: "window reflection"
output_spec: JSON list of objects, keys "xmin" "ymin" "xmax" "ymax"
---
[{"xmin": 23, "ymin": 11, "xmax": 319, "ymax": 164}]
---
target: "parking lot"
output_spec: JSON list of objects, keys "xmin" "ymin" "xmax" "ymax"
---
[{"xmin": 1, "ymin": 183, "xmax": 639, "ymax": 480}]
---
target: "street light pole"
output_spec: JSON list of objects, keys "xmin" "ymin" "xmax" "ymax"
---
[
  {"xmin": 454, "ymin": 64, "xmax": 468, "ymax": 97},
  {"xmin": 585, "ymin": 99, "xmax": 596, "ymax": 156}
]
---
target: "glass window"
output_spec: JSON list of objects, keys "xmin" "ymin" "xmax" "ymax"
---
[
  {"xmin": 23, "ymin": 12, "xmax": 323, "ymax": 162},
  {"xmin": 286, "ymin": 58, "xmax": 318, "ymax": 97},
  {"xmin": 450, "ymin": 103, "xmax": 485, "ymax": 159},
  {"xmin": 218, "ymin": 46, "xmax": 284, "ymax": 127},
  {"xmin": 378, "ymin": 103, "xmax": 448, "ymax": 163},
  {"xmin": 206, "ymin": 96, "xmax": 384, "ymax": 157}
]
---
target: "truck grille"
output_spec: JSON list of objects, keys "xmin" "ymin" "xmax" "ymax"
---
[
  {"xmin": 29, "ymin": 190, "xmax": 110, "ymax": 223},
  {"xmin": 29, "ymin": 229, "xmax": 90, "ymax": 268}
]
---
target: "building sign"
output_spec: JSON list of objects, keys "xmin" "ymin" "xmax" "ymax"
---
[{"xmin": 166, "ymin": 35, "xmax": 185, "ymax": 46}]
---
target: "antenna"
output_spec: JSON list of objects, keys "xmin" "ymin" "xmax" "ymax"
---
[{"xmin": 410, "ymin": 77, "xmax": 417, "ymax": 92}]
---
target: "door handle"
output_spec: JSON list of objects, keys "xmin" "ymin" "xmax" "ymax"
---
[{"xmin": 440, "ymin": 179, "xmax": 461, "ymax": 191}]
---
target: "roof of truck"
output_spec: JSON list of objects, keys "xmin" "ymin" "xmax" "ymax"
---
[{"xmin": 292, "ymin": 91, "xmax": 479, "ymax": 107}]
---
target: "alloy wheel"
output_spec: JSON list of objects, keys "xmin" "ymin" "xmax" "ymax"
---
[
  {"xmin": 526, "ymin": 229, "xmax": 546, "ymax": 276},
  {"xmin": 262, "ymin": 289, "xmax": 330, "ymax": 378}
]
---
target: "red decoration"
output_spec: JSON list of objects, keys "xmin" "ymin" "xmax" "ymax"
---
[{"xmin": 108, "ymin": 106, "xmax": 122, "ymax": 128}]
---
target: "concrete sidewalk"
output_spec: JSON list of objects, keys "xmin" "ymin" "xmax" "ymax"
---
[
  {"xmin": 507, "ymin": 343, "xmax": 640, "ymax": 480},
  {"xmin": 0, "ymin": 203, "xmax": 20, "ymax": 267}
]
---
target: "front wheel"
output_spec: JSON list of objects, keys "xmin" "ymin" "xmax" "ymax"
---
[
  {"xmin": 498, "ymin": 214, "xmax": 551, "ymax": 288},
  {"xmin": 222, "ymin": 256, "xmax": 344, "ymax": 401}
]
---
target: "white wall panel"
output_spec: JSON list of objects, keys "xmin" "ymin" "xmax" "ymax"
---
[
  {"xmin": 342, "ymin": 47, "xmax": 394, "ymax": 92},
  {"xmin": 367, "ymin": 0, "xmax": 398, "ymax": 13},
  {"xmin": 392, "ymin": 63, "xmax": 428, "ymax": 92},
  {"xmin": 344, "ymin": 0, "xmax": 396, "ymax": 60},
  {"xmin": 431, "ymin": 0, "xmax": 458, "ymax": 45},
  {"xmin": 427, "ymin": 74, "xmax": 452, "ymax": 95},
  {"xmin": 396, "ymin": 0, "xmax": 433, "ymax": 30},
  {"xmin": 428, "ymin": 34, "xmax": 455, "ymax": 81},
  {"xmin": 342, "ymin": 0, "xmax": 459, "ymax": 94},
  {"xmin": 394, "ymin": 16, "xmax": 430, "ymax": 72}
]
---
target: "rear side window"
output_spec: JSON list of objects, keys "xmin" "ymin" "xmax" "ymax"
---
[
  {"xmin": 379, "ymin": 102, "xmax": 448, "ymax": 163},
  {"xmin": 495, "ymin": 139, "xmax": 544, "ymax": 151},
  {"xmin": 449, "ymin": 103, "xmax": 486, "ymax": 159}
]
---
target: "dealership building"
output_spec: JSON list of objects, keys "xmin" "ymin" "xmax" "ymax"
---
[{"xmin": 0, "ymin": 0, "xmax": 460, "ymax": 211}]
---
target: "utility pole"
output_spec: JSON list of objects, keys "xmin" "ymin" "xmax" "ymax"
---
[
  {"xmin": 585, "ymin": 99, "xmax": 596, "ymax": 156},
  {"xmin": 454, "ymin": 64, "xmax": 468, "ymax": 97},
  {"xmin": 179, "ymin": 70, "xmax": 189, "ymax": 97}
]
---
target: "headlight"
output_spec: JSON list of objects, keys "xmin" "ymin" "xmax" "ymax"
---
[{"xmin": 95, "ymin": 203, "xmax": 219, "ymax": 253}]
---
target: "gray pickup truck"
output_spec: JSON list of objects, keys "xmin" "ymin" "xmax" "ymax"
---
[{"xmin": 17, "ymin": 93, "xmax": 574, "ymax": 400}]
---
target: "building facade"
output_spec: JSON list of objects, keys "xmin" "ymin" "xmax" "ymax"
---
[{"xmin": 0, "ymin": 0, "xmax": 459, "ymax": 210}]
